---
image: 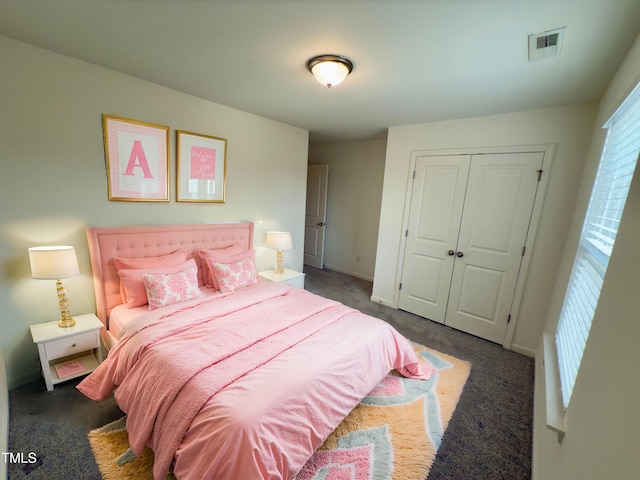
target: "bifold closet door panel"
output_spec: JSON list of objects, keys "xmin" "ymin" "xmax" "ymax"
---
[
  {"xmin": 398, "ymin": 155, "xmax": 470, "ymax": 323},
  {"xmin": 444, "ymin": 152, "xmax": 543, "ymax": 343}
]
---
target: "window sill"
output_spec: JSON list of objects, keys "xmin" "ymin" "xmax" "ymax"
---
[{"xmin": 543, "ymin": 332, "xmax": 566, "ymax": 443}]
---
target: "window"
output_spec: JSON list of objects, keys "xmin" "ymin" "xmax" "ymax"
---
[{"xmin": 555, "ymin": 82, "xmax": 640, "ymax": 409}]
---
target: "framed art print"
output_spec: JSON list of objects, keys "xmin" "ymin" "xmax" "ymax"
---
[
  {"xmin": 102, "ymin": 114, "xmax": 170, "ymax": 202},
  {"xmin": 176, "ymin": 130, "xmax": 227, "ymax": 203}
]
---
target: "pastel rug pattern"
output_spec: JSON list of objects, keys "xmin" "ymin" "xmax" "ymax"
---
[
  {"xmin": 88, "ymin": 343, "xmax": 470, "ymax": 480},
  {"xmin": 295, "ymin": 344, "xmax": 471, "ymax": 480}
]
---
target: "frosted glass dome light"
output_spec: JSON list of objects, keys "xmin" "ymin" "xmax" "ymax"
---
[{"xmin": 306, "ymin": 55, "xmax": 354, "ymax": 88}]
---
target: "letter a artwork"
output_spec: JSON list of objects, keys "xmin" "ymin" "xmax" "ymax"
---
[
  {"xmin": 123, "ymin": 140, "xmax": 154, "ymax": 178},
  {"xmin": 103, "ymin": 114, "xmax": 169, "ymax": 201}
]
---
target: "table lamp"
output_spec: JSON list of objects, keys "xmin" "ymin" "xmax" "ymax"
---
[
  {"xmin": 265, "ymin": 231, "xmax": 292, "ymax": 274},
  {"xmin": 28, "ymin": 246, "xmax": 80, "ymax": 328}
]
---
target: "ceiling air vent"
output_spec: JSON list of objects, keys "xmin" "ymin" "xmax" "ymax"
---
[{"xmin": 528, "ymin": 27, "xmax": 565, "ymax": 62}]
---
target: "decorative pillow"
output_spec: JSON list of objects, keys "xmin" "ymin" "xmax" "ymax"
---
[
  {"xmin": 114, "ymin": 250, "xmax": 188, "ymax": 303},
  {"xmin": 114, "ymin": 249, "xmax": 188, "ymax": 271},
  {"xmin": 117, "ymin": 259, "xmax": 197, "ymax": 308},
  {"xmin": 207, "ymin": 252, "xmax": 258, "ymax": 293},
  {"xmin": 198, "ymin": 244, "xmax": 245, "ymax": 289},
  {"xmin": 143, "ymin": 265, "xmax": 203, "ymax": 310}
]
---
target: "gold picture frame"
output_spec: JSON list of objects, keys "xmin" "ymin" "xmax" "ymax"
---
[
  {"xmin": 176, "ymin": 130, "xmax": 227, "ymax": 203},
  {"xmin": 102, "ymin": 114, "xmax": 170, "ymax": 202}
]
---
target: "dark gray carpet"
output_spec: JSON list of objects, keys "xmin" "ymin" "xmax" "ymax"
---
[
  {"xmin": 303, "ymin": 267, "xmax": 534, "ymax": 480},
  {"xmin": 8, "ymin": 266, "xmax": 533, "ymax": 479}
]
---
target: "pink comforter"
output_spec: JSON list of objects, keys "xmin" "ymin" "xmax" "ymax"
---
[{"xmin": 78, "ymin": 282, "xmax": 431, "ymax": 479}]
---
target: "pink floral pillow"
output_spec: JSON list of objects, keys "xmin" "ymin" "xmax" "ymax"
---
[
  {"xmin": 117, "ymin": 259, "xmax": 198, "ymax": 308},
  {"xmin": 198, "ymin": 244, "xmax": 245, "ymax": 289},
  {"xmin": 142, "ymin": 265, "xmax": 203, "ymax": 310},
  {"xmin": 208, "ymin": 253, "xmax": 257, "ymax": 293}
]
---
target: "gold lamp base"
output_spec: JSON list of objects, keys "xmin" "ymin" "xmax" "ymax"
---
[
  {"xmin": 56, "ymin": 279, "xmax": 75, "ymax": 328},
  {"xmin": 273, "ymin": 249, "xmax": 284, "ymax": 274},
  {"xmin": 58, "ymin": 317, "xmax": 76, "ymax": 328}
]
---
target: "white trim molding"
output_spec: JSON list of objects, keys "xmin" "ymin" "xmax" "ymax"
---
[{"xmin": 543, "ymin": 333, "xmax": 566, "ymax": 443}]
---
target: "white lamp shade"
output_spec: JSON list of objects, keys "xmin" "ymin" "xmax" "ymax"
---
[
  {"xmin": 311, "ymin": 61, "xmax": 350, "ymax": 88},
  {"xmin": 28, "ymin": 246, "xmax": 80, "ymax": 279},
  {"xmin": 265, "ymin": 231, "xmax": 293, "ymax": 251}
]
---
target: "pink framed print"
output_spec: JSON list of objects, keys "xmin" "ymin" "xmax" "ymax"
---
[
  {"xmin": 102, "ymin": 114, "xmax": 170, "ymax": 202},
  {"xmin": 176, "ymin": 130, "xmax": 227, "ymax": 203}
]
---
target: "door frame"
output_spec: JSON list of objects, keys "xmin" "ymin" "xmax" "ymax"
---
[{"xmin": 396, "ymin": 144, "xmax": 555, "ymax": 350}]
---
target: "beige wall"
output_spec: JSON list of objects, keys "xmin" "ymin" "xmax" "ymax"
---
[
  {"xmin": 372, "ymin": 103, "xmax": 598, "ymax": 355},
  {"xmin": 532, "ymin": 33, "xmax": 640, "ymax": 480},
  {"xmin": 308, "ymin": 139, "xmax": 386, "ymax": 280},
  {"xmin": 0, "ymin": 36, "xmax": 309, "ymax": 389}
]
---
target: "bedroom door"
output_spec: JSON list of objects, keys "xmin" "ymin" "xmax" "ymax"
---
[
  {"xmin": 399, "ymin": 152, "xmax": 544, "ymax": 344},
  {"xmin": 304, "ymin": 164, "xmax": 328, "ymax": 269}
]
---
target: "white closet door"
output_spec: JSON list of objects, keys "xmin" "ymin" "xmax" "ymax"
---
[
  {"xmin": 398, "ymin": 155, "xmax": 470, "ymax": 323},
  {"xmin": 399, "ymin": 151, "xmax": 544, "ymax": 344},
  {"xmin": 445, "ymin": 152, "xmax": 543, "ymax": 343}
]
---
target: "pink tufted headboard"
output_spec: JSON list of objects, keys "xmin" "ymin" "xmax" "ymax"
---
[{"xmin": 86, "ymin": 223, "xmax": 254, "ymax": 328}]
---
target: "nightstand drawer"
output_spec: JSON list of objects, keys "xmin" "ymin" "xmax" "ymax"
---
[
  {"xmin": 258, "ymin": 268, "xmax": 305, "ymax": 289},
  {"xmin": 44, "ymin": 332, "xmax": 97, "ymax": 360},
  {"xmin": 280, "ymin": 276, "xmax": 305, "ymax": 289}
]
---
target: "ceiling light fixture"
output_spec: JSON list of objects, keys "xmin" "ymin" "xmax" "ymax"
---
[{"xmin": 306, "ymin": 54, "xmax": 353, "ymax": 88}]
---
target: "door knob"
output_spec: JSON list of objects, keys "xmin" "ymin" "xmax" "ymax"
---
[
  {"xmin": 456, "ymin": 251, "xmax": 464, "ymax": 257},
  {"xmin": 447, "ymin": 250, "xmax": 455, "ymax": 256},
  {"xmin": 317, "ymin": 222, "xmax": 325, "ymax": 226}
]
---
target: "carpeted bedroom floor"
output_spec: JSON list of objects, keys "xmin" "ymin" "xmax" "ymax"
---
[{"xmin": 8, "ymin": 266, "xmax": 534, "ymax": 479}]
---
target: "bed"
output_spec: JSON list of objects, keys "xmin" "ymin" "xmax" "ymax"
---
[{"xmin": 77, "ymin": 223, "xmax": 433, "ymax": 479}]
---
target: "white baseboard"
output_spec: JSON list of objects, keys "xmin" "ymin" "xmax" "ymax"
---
[
  {"xmin": 510, "ymin": 342, "xmax": 536, "ymax": 358},
  {"xmin": 369, "ymin": 295, "xmax": 396, "ymax": 308},
  {"xmin": 321, "ymin": 264, "xmax": 374, "ymax": 282}
]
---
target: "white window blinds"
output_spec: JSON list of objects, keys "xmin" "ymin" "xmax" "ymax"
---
[{"xmin": 555, "ymin": 82, "xmax": 640, "ymax": 409}]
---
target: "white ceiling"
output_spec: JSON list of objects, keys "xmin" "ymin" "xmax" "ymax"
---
[{"xmin": 1, "ymin": 0, "xmax": 640, "ymax": 144}]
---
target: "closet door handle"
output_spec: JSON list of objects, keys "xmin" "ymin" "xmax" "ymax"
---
[
  {"xmin": 447, "ymin": 250, "xmax": 455, "ymax": 256},
  {"xmin": 456, "ymin": 251, "xmax": 464, "ymax": 257}
]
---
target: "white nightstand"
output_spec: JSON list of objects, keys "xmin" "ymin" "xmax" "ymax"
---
[
  {"xmin": 259, "ymin": 268, "xmax": 305, "ymax": 289},
  {"xmin": 29, "ymin": 313, "xmax": 104, "ymax": 391}
]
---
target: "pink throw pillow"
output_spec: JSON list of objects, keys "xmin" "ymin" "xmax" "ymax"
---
[
  {"xmin": 208, "ymin": 252, "xmax": 257, "ymax": 293},
  {"xmin": 117, "ymin": 259, "xmax": 197, "ymax": 308},
  {"xmin": 143, "ymin": 265, "xmax": 203, "ymax": 310},
  {"xmin": 199, "ymin": 244, "xmax": 245, "ymax": 289},
  {"xmin": 114, "ymin": 250, "xmax": 188, "ymax": 303},
  {"xmin": 114, "ymin": 249, "xmax": 188, "ymax": 271}
]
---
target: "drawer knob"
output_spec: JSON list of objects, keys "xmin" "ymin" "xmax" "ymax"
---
[{"xmin": 72, "ymin": 343, "xmax": 77, "ymax": 348}]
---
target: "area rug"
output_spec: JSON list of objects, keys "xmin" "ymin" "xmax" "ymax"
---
[{"xmin": 88, "ymin": 343, "xmax": 470, "ymax": 480}]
